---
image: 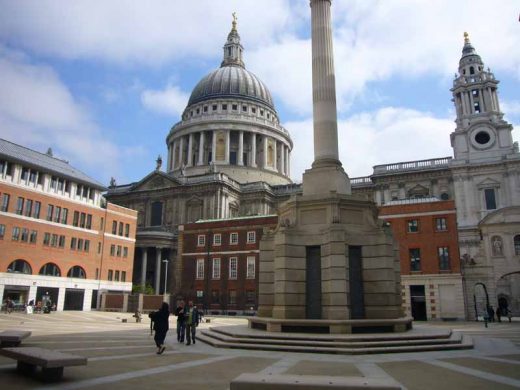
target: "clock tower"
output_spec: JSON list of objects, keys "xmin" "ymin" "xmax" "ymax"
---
[{"xmin": 450, "ymin": 32, "xmax": 516, "ymax": 164}]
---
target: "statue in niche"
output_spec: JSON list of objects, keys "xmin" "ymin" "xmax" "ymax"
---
[{"xmin": 492, "ymin": 236, "xmax": 503, "ymax": 256}]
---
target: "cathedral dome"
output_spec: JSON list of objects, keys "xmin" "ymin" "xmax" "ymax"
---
[{"xmin": 187, "ymin": 66, "xmax": 275, "ymax": 110}]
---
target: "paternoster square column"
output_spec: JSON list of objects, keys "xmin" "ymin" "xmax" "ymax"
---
[{"xmin": 303, "ymin": 0, "xmax": 351, "ymax": 196}]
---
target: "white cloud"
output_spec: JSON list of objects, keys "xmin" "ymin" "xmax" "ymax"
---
[
  {"xmin": 0, "ymin": 46, "xmax": 144, "ymax": 184},
  {"xmin": 141, "ymin": 85, "xmax": 189, "ymax": 117},
  {"xmin": 0, "ymin": 0, "xmax": 295, "ymax": 66},
  {"xmin": 286, "ymin": 107, "xmax": 454, "ymax": 182}
]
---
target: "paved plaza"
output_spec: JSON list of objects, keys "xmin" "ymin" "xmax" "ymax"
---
[{"xmin": 0, "ymin": 311, "xmax": 519, "ymax": 389}]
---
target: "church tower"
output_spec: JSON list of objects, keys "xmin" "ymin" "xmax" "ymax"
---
[{"xmin": 450, "ymin": 32, "xmax": 516, "ymax": 164}]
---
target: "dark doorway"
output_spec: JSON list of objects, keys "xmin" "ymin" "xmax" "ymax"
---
[
  {"xmin": 64, "ymin": 289, "xmax": 85, "ymax": 311},
  {"xmin": 36, "ymin": 287, "xmax": 59, "ymax": 309},
  {"xmin": 230, "ymin": 151, "xmax": 237, "ymax": 165},
  {"xmin": 91, "ymin": 290, "xmax": 98, "ymax": 309},
  {"xmin": 410, "ymin": 285, "xmax": 427, "ymax": 321},
  {"xmin": 349, "ymin": 246, "xmax": 365, "ymax": 319},
  {"xmin": 306, "ymin": 246, "xmax": 321, "ymax": 319}
]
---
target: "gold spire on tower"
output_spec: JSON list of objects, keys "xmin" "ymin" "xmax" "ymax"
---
[
  {"xmin": 232, "ymin": 12, "xmax": 237, "ymax": 31},
  {"xmin": 464, "ymin": 31, "xmax": 470, "ymax": 43}
]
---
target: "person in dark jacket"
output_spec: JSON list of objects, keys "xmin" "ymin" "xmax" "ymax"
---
[
  {"xmin": 150, "ymin": 302, "xmax": 170, "ymax": 354},
  {"xmin": 174, "ymin": 300, "xmax": 186, "ymax": 343}
]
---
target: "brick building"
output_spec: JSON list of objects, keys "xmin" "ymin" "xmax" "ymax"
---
[
  {"xmin": 177, "ymin": 215, "xmax": 277, "ymax": 314},
  {"xmin": 379, "ymin": 198, "xmax": 464, "ymax": 320},
  {"xmin": 0, "ymin": 139, "xmax": 137, "ymax": 311}
]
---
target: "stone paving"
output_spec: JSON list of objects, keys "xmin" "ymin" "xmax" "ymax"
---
[{"xmin": 0, "ymin": 311, "xmax": 519, "ymax": 389}]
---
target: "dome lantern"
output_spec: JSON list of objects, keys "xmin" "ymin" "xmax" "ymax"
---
[{"xmin": 221, "ymin": 13, "xmax": 244, "ymax": 68}]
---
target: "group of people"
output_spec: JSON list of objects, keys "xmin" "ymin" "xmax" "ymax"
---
[
  {"xmin": 487, "ymin": 305, "xmax": 513, "ymax": 323},
  {"xmin": 148, "ymin": 299, "xmax": 200, "ymax": 355}
]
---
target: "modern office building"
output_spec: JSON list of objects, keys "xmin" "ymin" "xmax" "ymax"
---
[{"xmin": 0, "ymin": 139, "xmax": 137, "ymax": 311}]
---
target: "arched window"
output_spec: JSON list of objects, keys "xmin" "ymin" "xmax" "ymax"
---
[
  {"xmin": 7, "ymin": 259, "xmax": 32, "ymax": 274},
  {"xmin": 470, "ymin": 66, "xmax": 475, "ymax": 75},
  {"xmin": 39, "ymin": 263, "xmax": 61, "ymax": 277},
  {"xmin": 514, "ymin": 235, "xmax": 520, "ymax": 256},
  {"xmin": 67, "ymin": 266, "xmax": 86, "ymax": 279}
]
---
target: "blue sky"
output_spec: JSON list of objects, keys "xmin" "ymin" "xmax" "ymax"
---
[{"xmin": 0, "ymin": 0, "xmax": 519, "ymax": 186}]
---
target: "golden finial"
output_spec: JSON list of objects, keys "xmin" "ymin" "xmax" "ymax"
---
[
  {"xmin": 464, "ymin": 32, "xmax": 469, "ymax": 43},
  {"xmin": 232, "ymin": 12, "xmax": 237, "ymax": 31}
]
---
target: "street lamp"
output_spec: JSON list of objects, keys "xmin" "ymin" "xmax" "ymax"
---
[{"xmin": 162, "ymin": 259, "xmax": 169, "ymax": 300}]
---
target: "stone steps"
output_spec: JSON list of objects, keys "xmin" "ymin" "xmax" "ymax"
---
[{"xmin": 198, "ymin": 327, "xmax": 473, "ymax": 354}]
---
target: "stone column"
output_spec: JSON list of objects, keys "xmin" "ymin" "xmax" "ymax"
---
[
  {"xmin": 178, "ymin": 136, "xmax": 184, "ymax": 167},
  {"xmin": 280, "ymin": 143, "xmax": 285, "ymax": 174},
  {"xmin": 273, "ymin": 140, "xmax": 278, "ymax": 171},
  {"xmin": 238, "ymin": 131, "xmax": 244, "ymax": 165},
  {"xmin": 198, "ymin": 132, "xmax": 205, "ymax": 165},
  {"xmin": 155, "ymin": 248, "xmax": 162, "ymax": 294},
  {"xmin": 311, "ymin": 0, "xmax": 339, "ymax": 166},
  {"xmin": 212, "ymin": 131, "xmax": 217, "ymax": 164},
  {"xmin": 263, "ymin": 136, "xmax": 268, "ymax": 169},
  {"xmin": 141, "ymin": 248, "xmax": 148, "ymax": 289},
  {"xmin": 171, "ymin": 141, "xmax": 177, "ymax": 170},
  {"xmin": 303, "ymin": 0, "xmax": 350, "ymax": 195},
  {"xmin": 187, "ymin": 134, "xmax": 194, "ymax": 167},
  {"xmin": 251, "ymin": 133, "xmax": 257, "ymax": 167},
  {"xmin": 225, "ymin": 130, "xmax": 230, "ymax": 164},
  {"xmin": 167, "ymin": 143, "xmax": 172, "ymax": 172}
]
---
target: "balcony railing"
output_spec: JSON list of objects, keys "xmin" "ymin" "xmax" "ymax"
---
[{"xmin": 373, "ymin": 157, "xmax": 452, "ymax": 175}]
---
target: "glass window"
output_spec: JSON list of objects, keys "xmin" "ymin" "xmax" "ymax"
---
[
  {"xmin": 61, "ymin": 208, "xmax": 68, "ymax": 224},
  {"xmin": 247, "ymin": 231, "xmax": 256, "ymax": 243},
  {"xmin": 229, "ymin": 290, "xmax": 237, "ymax": 305},
  {"xmin": 229, "ymin": 257, "xmax": 237, "ymax": 279},
  {"xmin": 44, "ymin": 232, "xmax": 51, "ymax": 246},
  {"xmin": 54, "ymin": 206, "xmax": 61, "ymax": 223},
  {"xmin": 196, "ymin": 258, "xmax": 204, "ymax": 279},
  {"xmin": 67, "ymin": 266, "xmax": 86, "ymax": 278},
  {"xmin": 435, "ymin": 218, "xmax": 447, "ymax": 231},
  {"xmin": 117, "ymin": 245, "xmax": 122, "ymax": 257},
  {"xmin": 7, "ymin": 259, "xmax": 32, "ymax": 274},
  {"xmin": 58, "ymin": 235, "xmax": 65, "ymax": 248},
  {"xmin": 73, "ymin": 211, "xmax": 79, "ymax": 227},
  {"xmin": 121, "ymin": 271, "xmax": 126, "ymax": 282},
  {"xmin": 80, "ymin": 212, "xmax": 86, "ymax": 228},
  {"xmin": 197, "ymin": 235, "xmax": 205, "ymax": 247},
  {"xmin": 33, "ymin": 201, "xmax": 41, "ymax": 219},
  {"xmin": 86, "ymin": 214, "xmax": 92, "ymax": 229},
  {"xmin": 151, "ymin": 201, "xmax": 163, "ymax": 226},
  {"xmin": 70, "ymin": 237, "xmax": 77, "ymax": 250},
  {"xmin": 51, "ymin": 234, "xmax": 58, "ymax": 247},
  {"xmin": 246, "ymin": 290, "xmax": 256, "ymax": 304},
  {"xmin": 211, "ymin": 290, "xmax": 219, "ymax": 303},
  {"xmin": 213, "ymin": 233, "xmax": 221, "ymax": 246},
  {"xmin": 118, "ymin": 222, "xmax": 123, "ymax": 236},
  {"xmin": 123, "ymin": 247, "xmax": 128, "ymax": 257},
  {"xmin": 112, "ymin": 221, "xmax": 117, "ymax": 234},
  {"xmin": 410, "ymin": 248, "xmax": 421, "ymax": 271},
  {"xmin": 484, "ymin": 188, "xmax": 497, "ymax": 210},
  {"xmin": 16, "ymin": 197, "xmax": 24, "ymax": 215},
  {"xmin": 230, "ymin": 232, "xmax": 238, "ymax": 245},
  {"xmin": 97, "ymin": 242, "xmax": 102, "ymax": 254},
  {"xmin": 212, "ymin": 258, "xmax": 221, "ymax": 279},
  {"xmin": 438, "ymin": 247, "xmax": 450, "ymax": 270},
  {"xmin": 20, "ymin": 228, "xmax": 29, "ymax": 242},
  {"xmin": 247, "ymin": 256, "xmax": 255, "ymax": 279},
  {"xmin": 110, "ymin": 244, "xmax": 115, "ymax": 256},
  {"xmin": 514, "ymin": 235, "xmax": 520, "ymax": 256},
  {"xmin": 0, "ymin": 224, "xmax": 5, "ymax": 239},
  {"xmin": 407, "ymin": 220, "xmax": 419, "ymax": 233},
  {"xmin": 24, "ymin": 199, "xmax": 33, "ymax": 217},
  {"xmin": 30, "ymin": 230, "xmax": 37, "ymax": 243},
  {"xmin": 1, "ymin": 193, "xmax": 10, "ymax": 212},
  {"xmin": 39, "ymin": 263, "xmax": 61, "ymax": 276},
  {"xmin": 108, "ymin": 270, "xmax": 113, "ymax": 281},
  {"xmin": 125, "ymin": 223, "xmax": 130, "ymax": 237},
  {"xmin": 12, "ymin": 226, "xmax": 20, "ymax": 241},
  {"xmin": 115, "ymin": 270, "xmax": 120, "ymax": 281}
]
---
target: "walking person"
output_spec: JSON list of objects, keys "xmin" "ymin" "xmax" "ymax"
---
[
  {"xmin": 174, "ymin": 300, "xmax": 186, "ymax": 343},
  {"xmin": 149, "ymin": 302, "xmax": 170, "ymax": 354},
  {"xmin": 185, "ymin": 301, "xmax": 199, "ymax": 346}
]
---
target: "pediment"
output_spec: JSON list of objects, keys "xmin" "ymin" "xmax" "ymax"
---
[
  {"xmin": 476, "ymin": 177, "xmax": 501, "ymax": 189},
  {"xmin": 131, "ymin": 171, "xmax": 180, "ymax": 192},
  {"xmin": 479, "ymin": 206, "xmax": 520, "ymax": 225},
  {"xmin": 408, "ymin": 184, "xmax": 429, "ymax": 196}
]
